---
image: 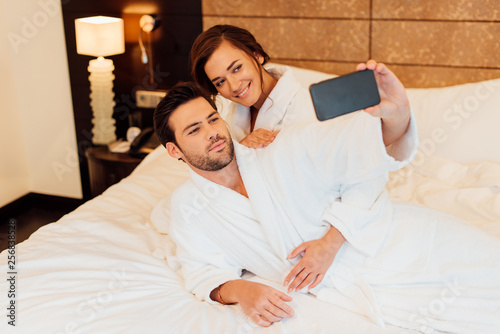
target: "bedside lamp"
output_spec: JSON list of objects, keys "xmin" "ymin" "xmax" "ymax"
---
[{"xmin": 75, "ymin": 16, "xmax": 125, "ymax": 145}]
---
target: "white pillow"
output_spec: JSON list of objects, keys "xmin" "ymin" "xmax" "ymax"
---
[
  {"xmin": 150, "ymin": 195, "xmax": 172, "ymax": 234},
  {"xmin": 406, "ymin": 78, "xmax": 500, "ymax": 164},
  {"xmin": 268, "ymin": 62, "xmax": 336, "ymax": 87}
]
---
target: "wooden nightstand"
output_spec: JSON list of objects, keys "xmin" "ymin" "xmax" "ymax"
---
[{"xmin": 85, "ymin": 146, "xmax": 143, "ymax": 197}]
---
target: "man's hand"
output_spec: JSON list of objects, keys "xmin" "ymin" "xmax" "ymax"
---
[
  {"xmin": 284, "ymin": 226, "xmax": 345, "ymax": 293},
  {"xmin": 239, "ymin": 129, "xmax": 278, "ymax": 148},
  {"xmin": 217, "ymin": 280, "xmax": 294, "ymax": 327},
  {"xmin": 356, "ymin": 60, "xmax": 411, "ymax": 146}
]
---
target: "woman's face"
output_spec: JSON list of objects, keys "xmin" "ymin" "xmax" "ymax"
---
[{"xmin": 204, "ymin": 40, "xmax": 266, "ymax": 109}]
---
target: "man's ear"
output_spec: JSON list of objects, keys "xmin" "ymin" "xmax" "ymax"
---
[{"xmin": 166, "ymin": 142, "xmax": 183, "ymax": 160}]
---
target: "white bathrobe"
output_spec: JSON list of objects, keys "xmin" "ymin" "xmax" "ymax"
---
[
  {"xmin": 168, "ymin": 111, "xmax": 500, "ymax": 333},
  {"xmin": 224, "ymin": 65, "xmax": 416, "ymax": 161}
]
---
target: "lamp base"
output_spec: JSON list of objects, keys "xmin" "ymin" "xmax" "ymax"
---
[{"xmin": 88, "ymin": 57, "xmax": 117, "ymax": 145}]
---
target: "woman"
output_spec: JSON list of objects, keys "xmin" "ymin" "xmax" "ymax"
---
[
  {"xmin": 188, "ymin": 24, "xmax": 417, "ymax": 312},
  {"xmin": 189, "ymin": 24, "xmax": 413, "ymax": 150}
]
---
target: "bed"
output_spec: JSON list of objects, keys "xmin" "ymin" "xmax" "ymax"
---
[{"xmin": 1, "ymin": 64, "xmax": 499, "ymax": 333}]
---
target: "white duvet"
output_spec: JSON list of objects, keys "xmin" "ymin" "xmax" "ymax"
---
[{"xmin": 0, "ymin": 148, "xmax": 422, "ymax": 334}]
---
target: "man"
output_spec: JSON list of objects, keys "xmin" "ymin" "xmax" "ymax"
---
[{"xmin": 153, "ymin": 82, "xmax": 500, "ymax": 332}]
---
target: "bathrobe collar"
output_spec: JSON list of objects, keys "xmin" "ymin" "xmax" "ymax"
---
[{"xmin": 230, "ymin": 66, "xmax": 302, "ymax": 137}]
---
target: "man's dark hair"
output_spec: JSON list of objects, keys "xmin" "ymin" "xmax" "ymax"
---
[{"xmin": 153, "ymin": 81, "xmax": 217, "ymax": 147}]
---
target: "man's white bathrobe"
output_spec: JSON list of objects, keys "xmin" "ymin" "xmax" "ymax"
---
[{"xmin": 168, "ymin": 111, "xmax": 500, "ymax": 333}]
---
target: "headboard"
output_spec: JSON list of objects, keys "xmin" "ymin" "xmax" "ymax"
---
[{"xmin": 202, "ymin": 0, "xmax": 500, "ymax": 88}]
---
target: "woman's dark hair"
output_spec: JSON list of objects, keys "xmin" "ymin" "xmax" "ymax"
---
[
  {"xmin": 153, "ymin": 81, "xmax": 217, "ymax": 147},
  {"xmin": 189, "ymin": 25, "xmax": 270, "ymax": 102}
]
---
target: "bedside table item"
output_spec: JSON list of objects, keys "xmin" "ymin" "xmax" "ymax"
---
[{"xmin": 85, "ymin": 146, "xmax": 143, "ymax": 197}]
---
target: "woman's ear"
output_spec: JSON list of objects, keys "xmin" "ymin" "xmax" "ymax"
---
[
  {"xmin": 166, "ymin": 142, "xmax": 183, "ymax": 160},
  {"xmin": 254, "ymin": 52, "xmax": 265, "ymax": 65}
]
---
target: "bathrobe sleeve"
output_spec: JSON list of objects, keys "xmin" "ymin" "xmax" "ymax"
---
[
  {"xmin": 169, "ymin": 183, "xmax": 243, "ymax": 304},
  {"xmin": 267, "ymin": 111, "xmax": 412, "ymax": 257},
  {"xmin": 320, "ymin": 178, "xmax": 394, "ymax": 257},
  {"xmin": 300, "ymin": 111, "xmax": 411, "ymax": 184}
]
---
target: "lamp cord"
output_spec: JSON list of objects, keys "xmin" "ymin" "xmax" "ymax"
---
[{"xmin": 139, "ymin": 29, "xmax": 148, "ymax": 64}]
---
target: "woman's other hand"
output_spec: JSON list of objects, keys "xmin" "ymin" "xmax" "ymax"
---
[{"xmin": 240, "ymin": 128, "xmax": 279, "ymax": 148}]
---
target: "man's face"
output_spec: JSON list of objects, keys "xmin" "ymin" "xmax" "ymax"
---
[{"xmin": 167, "ymin": 97, "xmax": 234, "ymax": 172}]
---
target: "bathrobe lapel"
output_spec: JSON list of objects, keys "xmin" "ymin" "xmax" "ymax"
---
[
  {"xmin": 234, "ymin": 142, "xmax": 305, "ymax": 261},
  {"xmin": 188, "ymin": 162, "xmax": 293, "ymax": 282}
]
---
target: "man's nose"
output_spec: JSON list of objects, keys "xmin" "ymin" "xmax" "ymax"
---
[{"xmin": 206, "ymin": 124, "xmax": 219, "ymax": 141}]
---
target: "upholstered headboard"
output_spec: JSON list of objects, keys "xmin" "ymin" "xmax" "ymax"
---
[{"xmin": 202, "ymin": 0, "xmax": 500, "ymax": 88}]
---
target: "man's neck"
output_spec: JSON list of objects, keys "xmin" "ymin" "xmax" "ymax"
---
[{"xmin": 191, "ymin": 156, "xmax": 248, "ymax": 198}]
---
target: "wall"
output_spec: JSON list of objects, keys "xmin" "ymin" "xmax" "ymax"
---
[
  {"xmin": 203, "ymin": 0, "xmax": 500, "ymax": 88},
  {"xmin": 0, "ymin": 0, "xmax": 82, "ymax": 208},
  {"xmin": 61, "ymin": 0, "xmax": 202, "ymax": 199}
]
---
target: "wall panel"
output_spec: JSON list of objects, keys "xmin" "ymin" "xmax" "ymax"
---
[
  {"xmin": 203, "ymin": 0, "xmax": 500, "ymax": 88},
  {"xmin": 203, "ymin": 0, "xmax": 370, "ymax": 18},
  {"xmin": 372, "ymin": 0, "xmax": 500, "ymax": 20},
  {"xmin": 372, "ymin": 21, "xmax": 500, "ymax": 67},
  {"xmin": 204, "ymin": 17, "xmax": 370, "ymax": 62}
]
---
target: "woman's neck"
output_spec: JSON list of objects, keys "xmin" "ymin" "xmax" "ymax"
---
[{"xmin": 252, "ymin": 68, "xmax": 278, "ymax": 112}]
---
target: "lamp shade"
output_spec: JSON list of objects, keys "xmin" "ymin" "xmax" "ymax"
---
[{"xmin": 75, "ymin": 16, "xmax": 125, "ymax": 57}]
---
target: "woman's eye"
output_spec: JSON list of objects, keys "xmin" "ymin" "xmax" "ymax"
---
[
  {"xmin": 215, "ymin": 79, "xmax": 225, "ymax": 87},
  {"xmin": 209, "ymin": 117, "xmax": 219, "ymax": 123},
  {"xmin": 234, "ymin": 64, "xmax": 242, "ymax": 72}
]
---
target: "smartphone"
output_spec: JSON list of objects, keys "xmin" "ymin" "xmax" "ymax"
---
[{"xmin": 309, "ymin": 69, "xmax": 381, "ymax": 121}]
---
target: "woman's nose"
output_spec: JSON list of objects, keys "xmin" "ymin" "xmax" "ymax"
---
[{"xmin": 227, "ymin": 75, "xmax": 239, "ymax": 93}]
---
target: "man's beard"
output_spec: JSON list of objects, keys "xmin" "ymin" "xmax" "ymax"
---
[{"xmin": 180, "ymin": 136, "xmax": 235, "ymax": 171}]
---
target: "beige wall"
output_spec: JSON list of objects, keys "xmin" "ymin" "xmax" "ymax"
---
[
  {"xmin": 203, "ymin": 0, "xmax": 500, "ymax": 88},
  {"xmin": 0, "ymin": 0, "xmax": 82, "ymax": 207}
]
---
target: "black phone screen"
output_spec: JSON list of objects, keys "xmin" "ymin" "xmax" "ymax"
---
[{"xmin": 309, "ymin": 69, "xmax": 381, "ymax": 121}]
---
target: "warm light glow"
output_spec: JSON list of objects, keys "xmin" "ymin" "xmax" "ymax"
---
[{"xmin": 75, "ymin": 16, "xmax": 125, "ymax": 57}]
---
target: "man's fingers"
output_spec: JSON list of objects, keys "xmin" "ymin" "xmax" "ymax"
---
[
  {"xmin": 269, "ymin": 293, "xmax": 295, "ymax": 317},
  {"xmin": 274, "ymin": 290, "xmax": 294, "ymax": 303},
  {"xmin": 252, "ymin": 314, "xmax": 272, "ymax": 327},
  {"xmin": 261, "ymin": 310, "xmax": 283, "ymax": 323}
]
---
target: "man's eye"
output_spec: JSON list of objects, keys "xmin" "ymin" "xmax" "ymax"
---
[
  {"xmin": 215, "ymin": 79, "xmax": 225, "ymax": 87},
  {"xmin": 188, "ymin": 128, "xmax": 199, "ymax": 135}
]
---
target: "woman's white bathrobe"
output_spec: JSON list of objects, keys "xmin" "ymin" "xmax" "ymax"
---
[
  {"xmin": 223, "ymin": 65, "xmax": 415, "ymax": 161},
  {"xmin": 168, "ymin": 111, "xmax": 500, "ymax": 333}
]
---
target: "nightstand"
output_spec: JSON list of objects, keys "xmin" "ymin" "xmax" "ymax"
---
[{"xmin": 85, "ymin": 146, "xmax": 144, "ymax": 197}]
